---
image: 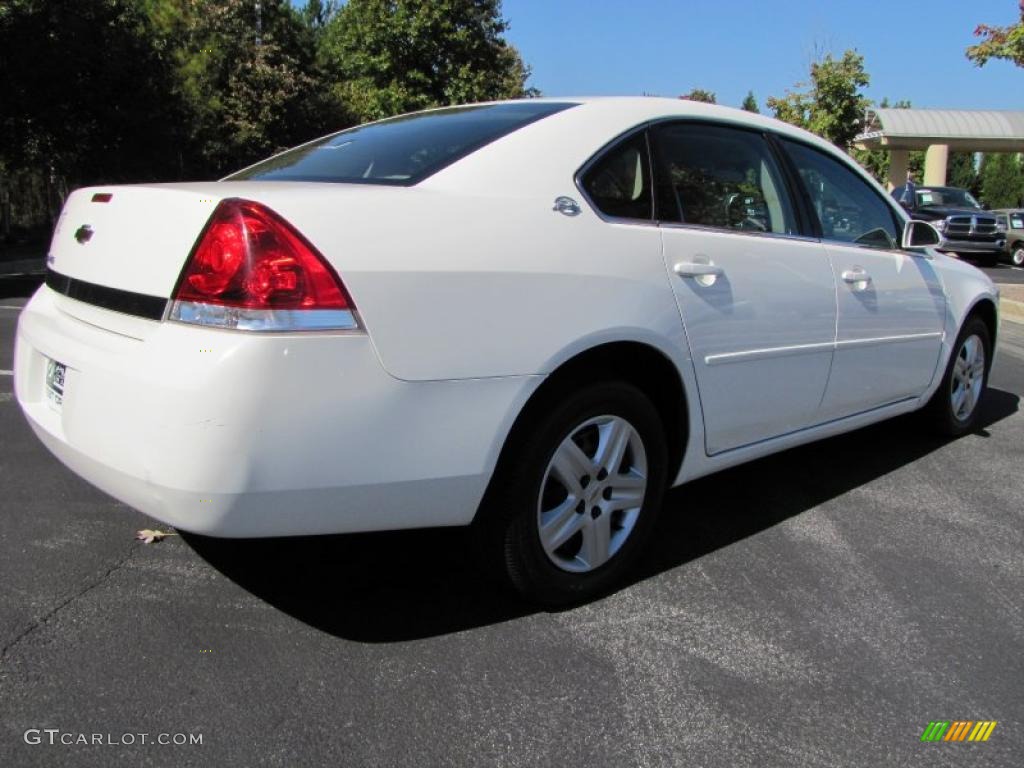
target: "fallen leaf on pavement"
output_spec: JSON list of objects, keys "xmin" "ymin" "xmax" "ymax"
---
[{"xmin": 135, "ymin": 529, "xmax": 178, "ymax": 544}]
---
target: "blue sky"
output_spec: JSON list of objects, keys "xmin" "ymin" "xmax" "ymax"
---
[{"xmin": 500, "ymin": 0, "xmax": 1021, "ymax": 110}]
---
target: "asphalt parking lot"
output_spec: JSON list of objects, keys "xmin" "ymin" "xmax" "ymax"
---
[
  {"xmin": 979, "ymin": 262, "xmax": 1024, "ymax": 285},
  {"xmin": 0, "ymin": 276, "xmax": 1022, "ymax": 768}
]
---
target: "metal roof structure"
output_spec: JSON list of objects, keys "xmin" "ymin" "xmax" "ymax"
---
[{"xmin": 855, "ymin": 108, "xmax": 1024, "ymax": 151}]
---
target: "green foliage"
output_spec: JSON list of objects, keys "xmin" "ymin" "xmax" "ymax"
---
[
  {"xmin": 980, "ymin": 152, "xmax": 1024, "ymax": 208},
  {"xmin": 317, "ymin": 0, "xmax": 533, "ymax": 123},
  {"xmin": 1, "ymin": 0, "xmax": 535, "ymax": 234},
  {"xmin": 680, "ymin": 88, "xmax": 716, "ymax": 104},
  {"xmin": 767, "ymin": 50, "xmax": 871, "ymax": 149},
  {"xmin": 850, "ymin": 147, "xmax": 888, "ymax": 183},
  {"xmin": 170, "ymin": 0, "xmax": 346, "ymax": 175},
  {"xmin": 948, "ymin": 152, "xmax": 981, "ymax": 196},
  {"xmin": 741, "ymin": 91, "xmax": 759, "ymax": 113},
  {"xmin": 0, "ymin": 0, "xmax": 185, "ymax": 182},
  {"xmin": 967, "ymin": 2, "xmax": 1024, "ymax": 67}
]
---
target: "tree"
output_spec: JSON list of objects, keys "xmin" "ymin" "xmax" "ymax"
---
[
  {"xmin": 318, "ymin": 0, "xmax": 533, "ymax": 123},
  {"xmin": 301, "ymin": 0, "xmax": 340, "ymax": 34},
  {"xmin": 680, "ymin": 88, "xmax": 716, "ymax": 104},
  {"xmin": 980, "ymin": 153, "xmax": 1024, "ymax": 208},
  {"xmin": 741, "ymin": 91, "xmax": 759, "ymax": 113},
  {"xmin": 948, "ymin": 152, "xmax": 981, "ymax": 196},
  {"xmin": 0, "ymin": 0, "xmax": 185, "ymax": 185},
  {"xmin": 767, "ymin": 50, "xmax": 870, "ymax": 149},
  {"xmin": 171, "ymin": 0, "xmax": 344, "ymax": 175},
  {"xmin": 967, "ymin": 1, "xmax": 1024, "ymax": 67}
]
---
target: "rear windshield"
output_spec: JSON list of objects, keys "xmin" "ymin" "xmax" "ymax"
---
[{"xmin": 226, "ymin": 102, "xmax": 576, "ymax": 185}]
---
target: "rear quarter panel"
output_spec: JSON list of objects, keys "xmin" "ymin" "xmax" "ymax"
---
[{"xmin": 276, "ymin": 187, "xmax": 685, "ymax": 381}]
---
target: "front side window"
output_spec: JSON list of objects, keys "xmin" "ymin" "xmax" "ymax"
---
[
  {"xmin": 1011, "ymin": 214, "xmax": 1024, "ymax": 229},
  {"xmin": 580, "ymin": 133, "xmax": 653, "ymax": 220},
  {"xmin": 227, "ymin": 102, "xmax": 576, "ymax": 185},
  {"xmin": 649, "ymin": 122, "xmax": 797, "ymax": 235},
  {"xmin": 782, "ymin": 139, "xmax": 901, "ymax": 250}
]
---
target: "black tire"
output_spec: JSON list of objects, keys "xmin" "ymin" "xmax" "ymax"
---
[
  {"xmin": 473, "ymin": 381, "xmax": 668, "ymax": 606},
  {"xmin": 923, "ymin": 316, "xmax": 991, "ymax": 437},
  {"xmin": 1008, "ymin": 243, "xmax": 1024, "ymax": 267}
]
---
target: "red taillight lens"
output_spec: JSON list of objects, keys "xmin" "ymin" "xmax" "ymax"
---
[{"xmin": 174, "ymin": 199, "xmax": 352, "ymax": 311}]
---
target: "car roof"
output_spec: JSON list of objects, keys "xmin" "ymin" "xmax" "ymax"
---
[
  {"xmin": 425, "ymin": 96, "xmax": 868, "ymax": 194},
  {"xmin": 521, "ymin": 95, "xmax": 840, "ymax": 145}
]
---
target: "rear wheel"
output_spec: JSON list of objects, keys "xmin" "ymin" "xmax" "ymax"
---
[
  {"xmin": 923, "ymin": 316, "xmax": 990, "ymax": 436},
  {"xmin": 1009, "ymin": 244, "xmax": 1024, "ymax": 267},
  {"xmin": 474, "ymin": 381, "xmax": 667, "ymax": 606}
]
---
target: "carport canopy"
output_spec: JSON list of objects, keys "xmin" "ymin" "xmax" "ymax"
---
[{"xmin": 853, "ymin": 108, "xmax": 1024, "ymax": 190}]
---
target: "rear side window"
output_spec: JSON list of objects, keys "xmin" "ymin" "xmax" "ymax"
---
[
  {"xmin": 649, "ymin": 122, "xmax": 797, "ymax": 235},
  {"xmin": 227, "ymin": 102, "xmax": 576, "ymax": 185},
  {"xmin": 781, "ymin": 139, "xmax": 901, "ymax": 250},
  {"xmin": 580, "ymin": 133, "xmax": 653, "ymax": 220}
]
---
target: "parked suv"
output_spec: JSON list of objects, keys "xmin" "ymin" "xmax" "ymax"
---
[
  {"xmin": 994, "ymin": 209, "xmax": 1024, "ymax": 267},
  {"xmin": 892, "ymin": 185, "xmax": 1005, "ymax": 266}
]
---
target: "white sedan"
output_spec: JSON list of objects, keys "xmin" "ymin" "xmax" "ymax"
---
[{"xmin": 14, "ymin": 98, "xmax": 998, "ymax": 604}]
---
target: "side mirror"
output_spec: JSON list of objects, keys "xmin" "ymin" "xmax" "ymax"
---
[{"xmin": 902, "ymin": 219, "xmax": 942, "ymax": 249}]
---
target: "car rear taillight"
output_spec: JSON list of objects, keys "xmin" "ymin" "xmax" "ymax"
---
[{"xmin": 169, "ymin": 199, "xmax": 360, "ymax": 331}]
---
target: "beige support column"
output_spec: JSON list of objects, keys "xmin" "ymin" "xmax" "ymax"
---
[
  {"xmin": 924, "ymin": 144, "xmax": 949, "ymax": 186},
  {"xmin": 887, "ymin": 149, "xmax": 909, "ymax": 191}
]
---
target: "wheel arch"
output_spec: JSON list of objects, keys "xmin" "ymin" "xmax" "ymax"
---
[
  {"xmin": 966, "ymin": 297, "xmax": 998, "ymax": 368},
  {"xmin": 474, "ymin": 341, "xmax": 690, "ymax": 522}
]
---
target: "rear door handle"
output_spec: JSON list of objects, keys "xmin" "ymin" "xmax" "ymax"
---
[
  {"xmin": 841, "ymin": 268, "xmax": 871, "ymax": 284},
  {"xmin": 674, "ymin": 262, "xmax": 724, "ymax": 278}
]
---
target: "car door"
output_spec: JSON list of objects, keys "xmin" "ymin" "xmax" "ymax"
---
[
  {"xmin": 650, "ymin": 122, "xmax": 837, "ymax": 455},
  {"xmin": 779, "ymin": 138, "xmax": 946, "ymax": 420}
]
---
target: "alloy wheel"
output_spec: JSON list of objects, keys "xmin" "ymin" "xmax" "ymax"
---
[
  {"xmin": 950, "ymin": 334, "xmax": 985, "ymax": 422},
  {"xmin": 536, "ymin": 415, "xmax": 647, "ymax": 573}
]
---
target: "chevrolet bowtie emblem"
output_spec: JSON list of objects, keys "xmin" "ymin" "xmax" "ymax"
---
[{"xmin": 74, "ymin": 224, "xmax": 94, "ymax": 244}]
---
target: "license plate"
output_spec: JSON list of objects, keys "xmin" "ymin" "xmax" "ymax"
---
[{"xmin": 45, "ymin": 358, "xmax": 67, "ymax": 411}]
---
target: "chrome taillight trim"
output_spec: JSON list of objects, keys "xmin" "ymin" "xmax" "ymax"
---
[{"xmin": 168, "ymin": 301, "xmax": 362, "ymax": 332}]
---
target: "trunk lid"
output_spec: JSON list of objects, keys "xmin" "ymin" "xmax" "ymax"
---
[{"xmin": 49, "ymin": 184, "xmax": 228, "ymax": 298}]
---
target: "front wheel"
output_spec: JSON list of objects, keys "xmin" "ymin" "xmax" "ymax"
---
[
  {"xmin": 923, "ymin": 316, "xmax": 991, "ymax": 436},
  {"xmin": 1008, "ymin": 245, "xmax": 1024, "ymax": 267},
  {"xmin": 474, "ymin": 381, "xmax": 668, "ymax": 606}
]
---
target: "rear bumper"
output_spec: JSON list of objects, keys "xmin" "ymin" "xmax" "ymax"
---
[{"xmin": 15, "ymin": 286, "xmax": 537, "ymax": 537}]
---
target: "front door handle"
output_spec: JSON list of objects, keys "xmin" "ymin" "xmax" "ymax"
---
[
  {"xmin": 841, "ymin": 267, "xmax": 872, "ymax": 284},
  {"xmin": 674, "ymin": 262, "xmax": 724, "ymax": 278}
]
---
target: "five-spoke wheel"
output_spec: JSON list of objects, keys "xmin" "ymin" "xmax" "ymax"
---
[
  {"xmin": 538, "ymin": 415, "xmax": 648, "ymax": 573},
  {"xmin": 925, "ymin": 315, "xmax": 991, "ymax": 436},
  {"xmin": 950, "ymin": 333, "xmax": 986, "ymax": 422},
  {"xmin": 474, "ymin": 381, "xmax": 667, "ymax": 606}
]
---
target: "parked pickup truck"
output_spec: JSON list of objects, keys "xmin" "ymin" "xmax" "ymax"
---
[
  {"xmin": 993, "ymin": 209, "xmax": 1024, "ymax": 267},
  {"xmin": 891, "ymin": 185, "xmax": 1006, "ymax": 266}
]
